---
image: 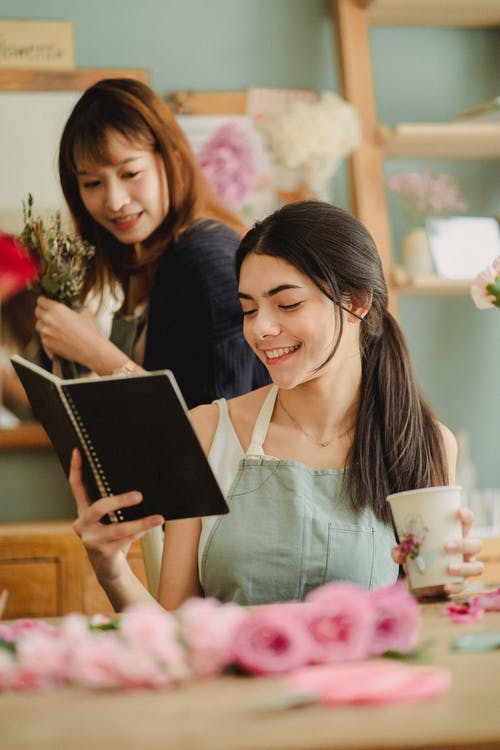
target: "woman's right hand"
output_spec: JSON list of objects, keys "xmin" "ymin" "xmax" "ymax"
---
[{"xmin": 70, "ymin": 449, "xmax": 165, "ymax": 588}]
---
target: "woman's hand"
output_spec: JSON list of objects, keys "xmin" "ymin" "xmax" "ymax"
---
[
  {"xmin": 392, "ymin": 507, "xmax": 484, "ymax": 600},
  {"xmin": 70, "ymin": 449, "xmax": 164, "ymax": 599},
  {"xmin": 441, "ymin": 506, "xmax": 484, "ymax": 595},
  {"xmin": 34, "ymin": 296, "xmax": 107, "ymax": 370}
]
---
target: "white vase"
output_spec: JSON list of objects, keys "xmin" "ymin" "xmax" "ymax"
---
[{"xmin": 400, "ymin": 227, "xmax": 434, "ymax": 276}]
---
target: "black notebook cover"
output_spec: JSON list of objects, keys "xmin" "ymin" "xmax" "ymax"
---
[{"xmin": 11, "ymin": 355, "xmax": 229, "ymax": 523}]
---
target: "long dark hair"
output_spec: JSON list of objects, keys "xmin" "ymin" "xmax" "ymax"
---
[
  {"xmin": 236, "ymin": 201, "xmax": 448, "ymax": 524},
  {"xmin": 59, "ymin": 77, "xmax": 246, "ymax": 300}
]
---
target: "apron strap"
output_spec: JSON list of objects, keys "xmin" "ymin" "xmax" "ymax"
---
[{"xmin": 247, "ymin": 385, "xmax": 279, "ymax": 456}]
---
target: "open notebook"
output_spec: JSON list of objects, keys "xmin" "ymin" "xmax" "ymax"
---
[{"xmin": 11, "ymin": 355, "xmax": 229, "ymax": 524}]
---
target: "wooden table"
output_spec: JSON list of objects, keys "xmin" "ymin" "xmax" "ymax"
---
[{"xmin": 1, "ymin": 602, "xmax": 500, "ymax": 750}]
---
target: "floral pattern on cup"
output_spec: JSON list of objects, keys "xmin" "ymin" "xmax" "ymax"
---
[{"xmin": 393, "ymin": 516, "xmax": 429, "ymax": 573}]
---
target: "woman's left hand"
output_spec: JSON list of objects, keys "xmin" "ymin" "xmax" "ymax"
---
[
  {"xmin": 34, "ymin": 296, "xmax": 108, "ymax": 369},
  {"xmin": 442, "ymin": 506, "xmax": 484, "ymax": 595}
]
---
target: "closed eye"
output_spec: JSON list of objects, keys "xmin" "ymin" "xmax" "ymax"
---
[
  {"xmin": 81, "ymin": 179, "xmax": 100, "ymax": 189},
  {"xmin": 122, "ymin": 171, "xmax": 140, "ymax": 179},
  {"xmin": 242, "ymin": 309, "xmax": 257, "ymax": 317},
  {"xmin": 279, "ymin": 302, "xmax": 302, "ymax": 311}
]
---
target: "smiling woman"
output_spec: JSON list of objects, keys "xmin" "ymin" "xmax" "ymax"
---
[
  {"xmin": 33, "ymin": 77, "xmax": 269, "ymax": 407},
  {"xmin": 67, "ymin": 200, "xmax": 484, "ymax": 615}
]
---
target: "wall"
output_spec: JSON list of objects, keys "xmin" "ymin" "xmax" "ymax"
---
[{"xmin": 0, "ymin": 1, "xmax": 498, "ymax": 521}]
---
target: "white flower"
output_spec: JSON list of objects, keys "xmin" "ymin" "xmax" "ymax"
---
[{"xmin": 257, "ymin": 92, "xmax": 361, "ymax": 200}]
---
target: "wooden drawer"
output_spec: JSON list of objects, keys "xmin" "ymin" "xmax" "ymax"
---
[
  {"xmin": 0, "ymin": 559, "xmax": 59, "ymax": 618},
  {"xmin": 0, "ymin": 520, "xmax": 147, "ymax": 618}
]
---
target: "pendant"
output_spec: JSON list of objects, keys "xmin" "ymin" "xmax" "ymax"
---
[{"xmin": 320, "ymin": 440, "xmax": 331, "ymax": 448}]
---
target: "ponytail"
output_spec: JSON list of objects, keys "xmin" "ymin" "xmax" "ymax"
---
[{"xmin": 347, "ymin": 310, "xmax": 448, "ymax": 524}]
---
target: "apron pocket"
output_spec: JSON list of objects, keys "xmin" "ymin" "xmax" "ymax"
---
[{"xmin": 325, "ymin": 524, "xmax": 375, "ymax": 588}]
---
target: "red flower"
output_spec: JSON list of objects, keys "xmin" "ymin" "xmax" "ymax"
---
[{"xmin": 0, "ymin": 232, "xmax": 39, "ymax": 301}]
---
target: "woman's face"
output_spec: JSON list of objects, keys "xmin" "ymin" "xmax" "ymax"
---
[
  {"xmin": 238, "ymin": 253, "xmax": 352, "ymax": 390},
  {"xmin": 75, "ymin": 130, "xmax": 169, "ymax": 244}
]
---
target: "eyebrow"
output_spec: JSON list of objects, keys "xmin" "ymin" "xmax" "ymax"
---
[
  {"xmin": 237, "ymin": 283, "xmax": 303, "ymax": 300},
  {"xmin": 76, "ymin": 156, "xmax": 141, "ymax": 176}
]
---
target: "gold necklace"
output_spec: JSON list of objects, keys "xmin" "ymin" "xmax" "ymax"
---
[{"xmin": 278, "ymin": 395, "xmax": 352, "ymax": 448}]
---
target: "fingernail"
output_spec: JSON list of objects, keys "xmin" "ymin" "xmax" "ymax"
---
[
  {"xmin": 446, "ymin": 541, "xmax": 459, "ymax": 552},
  {"xmin": 448, "ymin": 565, "xmax": 461, "ymax": 575}
]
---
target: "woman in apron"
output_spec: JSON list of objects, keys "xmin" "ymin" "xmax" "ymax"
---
[{"xmin": 69, "ymin": 201, "xmax": 483, "ymax": 611}]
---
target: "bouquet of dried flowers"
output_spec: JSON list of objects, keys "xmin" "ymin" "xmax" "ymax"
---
[
  {"xmin": 20, "ymin": 194, "xmax": 96, "ymax": 377},
  {"xmin": 21, "ymin": 194, "xmax": 95, "ymax": 306}
]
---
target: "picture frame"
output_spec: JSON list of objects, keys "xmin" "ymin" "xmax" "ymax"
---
[{"xmin": 425, "ymin": 215, "xmax": 500, "ymax": 279}]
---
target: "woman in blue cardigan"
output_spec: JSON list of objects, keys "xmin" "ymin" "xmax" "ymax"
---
[{"xmin": 34, "ymin": 77, "xmax": 268, "ymax": 407}]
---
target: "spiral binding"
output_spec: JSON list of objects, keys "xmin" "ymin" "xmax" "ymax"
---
[{"xmin": 62, "ymin": 387, "xmax": 124, "ymax": 523}]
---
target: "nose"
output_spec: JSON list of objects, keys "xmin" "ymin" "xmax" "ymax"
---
[
  {"xmin": 104, "ymin": 180, "xmax": 129, "ymax": 213},
  {"xmin": 247, "ymin": 309, "xmax": 281, "ymax": 340}
]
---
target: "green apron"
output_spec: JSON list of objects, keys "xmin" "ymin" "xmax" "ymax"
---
[{"xmin": 200, "ymin": 387, "xmax": 398, "ymax": 605}]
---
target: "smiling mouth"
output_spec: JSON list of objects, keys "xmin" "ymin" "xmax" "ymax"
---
[
  {"xmin": 264, "ymin": 344, "xmax": 301, "ymax": 360},
  {"xmin": 111, "ymin": 212, "xmax": 142, "ymax": 227}
]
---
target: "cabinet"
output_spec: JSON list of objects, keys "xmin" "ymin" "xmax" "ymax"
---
[
  {"xmin": 0, "ymin": 521, "xmax": 148, "ymax": 619},
  {"xmin": 331, "ymin": 0, "xmax": 500, "ymax": 299}
]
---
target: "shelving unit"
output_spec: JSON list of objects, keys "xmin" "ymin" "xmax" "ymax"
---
[{"xmin": 332, "ymin": 0, "xmax": 500, "ymax": 300}]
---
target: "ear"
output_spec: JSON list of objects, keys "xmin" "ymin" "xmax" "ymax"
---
[{"xmin": 346, "ymin": 290, "xmax": 373, "ymax": 323}]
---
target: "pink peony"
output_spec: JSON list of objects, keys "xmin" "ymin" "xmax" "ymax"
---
[
  {"xmin": 285, "ymin": 660, "xmax": 450, "ymax": 706},
  {"xmin": 231, "ymin": 603, "xmax": 314, "ymax": 676},
  {"xmin": 369, "ymin": 583, "xmax": 420, "ymax": 655},
  {"xmin": 305, "ymin": 582, "xmax": 375, "ymax": 662},
  {"xmin": 198, "ymin": 122, "xmax": 257, "ymax": 208},
  {"xmin": 177, "ymin": 597, "xmax": 247, "ymax": 677}
]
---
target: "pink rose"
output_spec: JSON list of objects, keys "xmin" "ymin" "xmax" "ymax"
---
[
  {"xmin": 177, "ymin": 597, "xmax": 247, "ymax": 677},
  {"xmin": 0, "ymin": 648, "xmax": 17, "ymax": 691},
  {"xmin": 470, "ymin": 587, "xmax": 500, "ymax": 612},
  {"xmin": 119, "ymin": 603, "xmax": 187, "ymax": 679},
  {"xmin": 0, "ymin": 232, "xmax": 39, "ymax": 301},
  {"xmin": 305, "ymin": 582, "xmax": 375, "ymax": 662},
  {"xmin": 16, "ymin": 633, "xmax": 70, "ymax": 689},
  {"xmin": 285, "ymin": 660, "xmax": 450, "ymax": 705},
  {"xmin": 445, "ymin": 602, "xmax": 485, "ymax": 624},
  {"xmin": 369, "ymin": 583, "xmax": 420, "ymax": 655},
  {"xmin": 231, "ymin": 603, "xmax": 314, "ymax": 676}
]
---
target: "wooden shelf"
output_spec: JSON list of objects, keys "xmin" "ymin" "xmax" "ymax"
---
[
  {"xmin": 0, "ymin": 68, "xmax": 149, "ymax": 92},
  {"xmin": 392, "ymin": 270, "xmax": 474, "ymax": 297},
  {"xmin": 365, "ymin": 0, "xmax": 500, "ymax": 27},
  {"xmin": 0, "ymin": 423, "xmax": 52, "ymax": 451},
  {"xmin": 381, "ymin": 123, "xmax": 500, "ymax": 159}
]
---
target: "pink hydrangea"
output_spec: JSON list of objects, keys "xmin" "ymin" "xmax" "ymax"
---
[
  {"xmin": 177, "ymin": 597, "xmax": 247, "ymax": 677},
  {"xmin": 198, "ymin": 122, "xmax": 256, "ymax": 208},
  {"xmin": 369, "ymin": 583, "xmax": 420, "ymax": 655},
  {"xmin": 305, "ymin": 582, "xmax": 375, "ymax": 662}
]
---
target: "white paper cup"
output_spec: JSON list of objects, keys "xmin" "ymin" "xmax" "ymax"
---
[{"xmin": 387, "ymin": 485, "xmax": 464, "ymax": 591}]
